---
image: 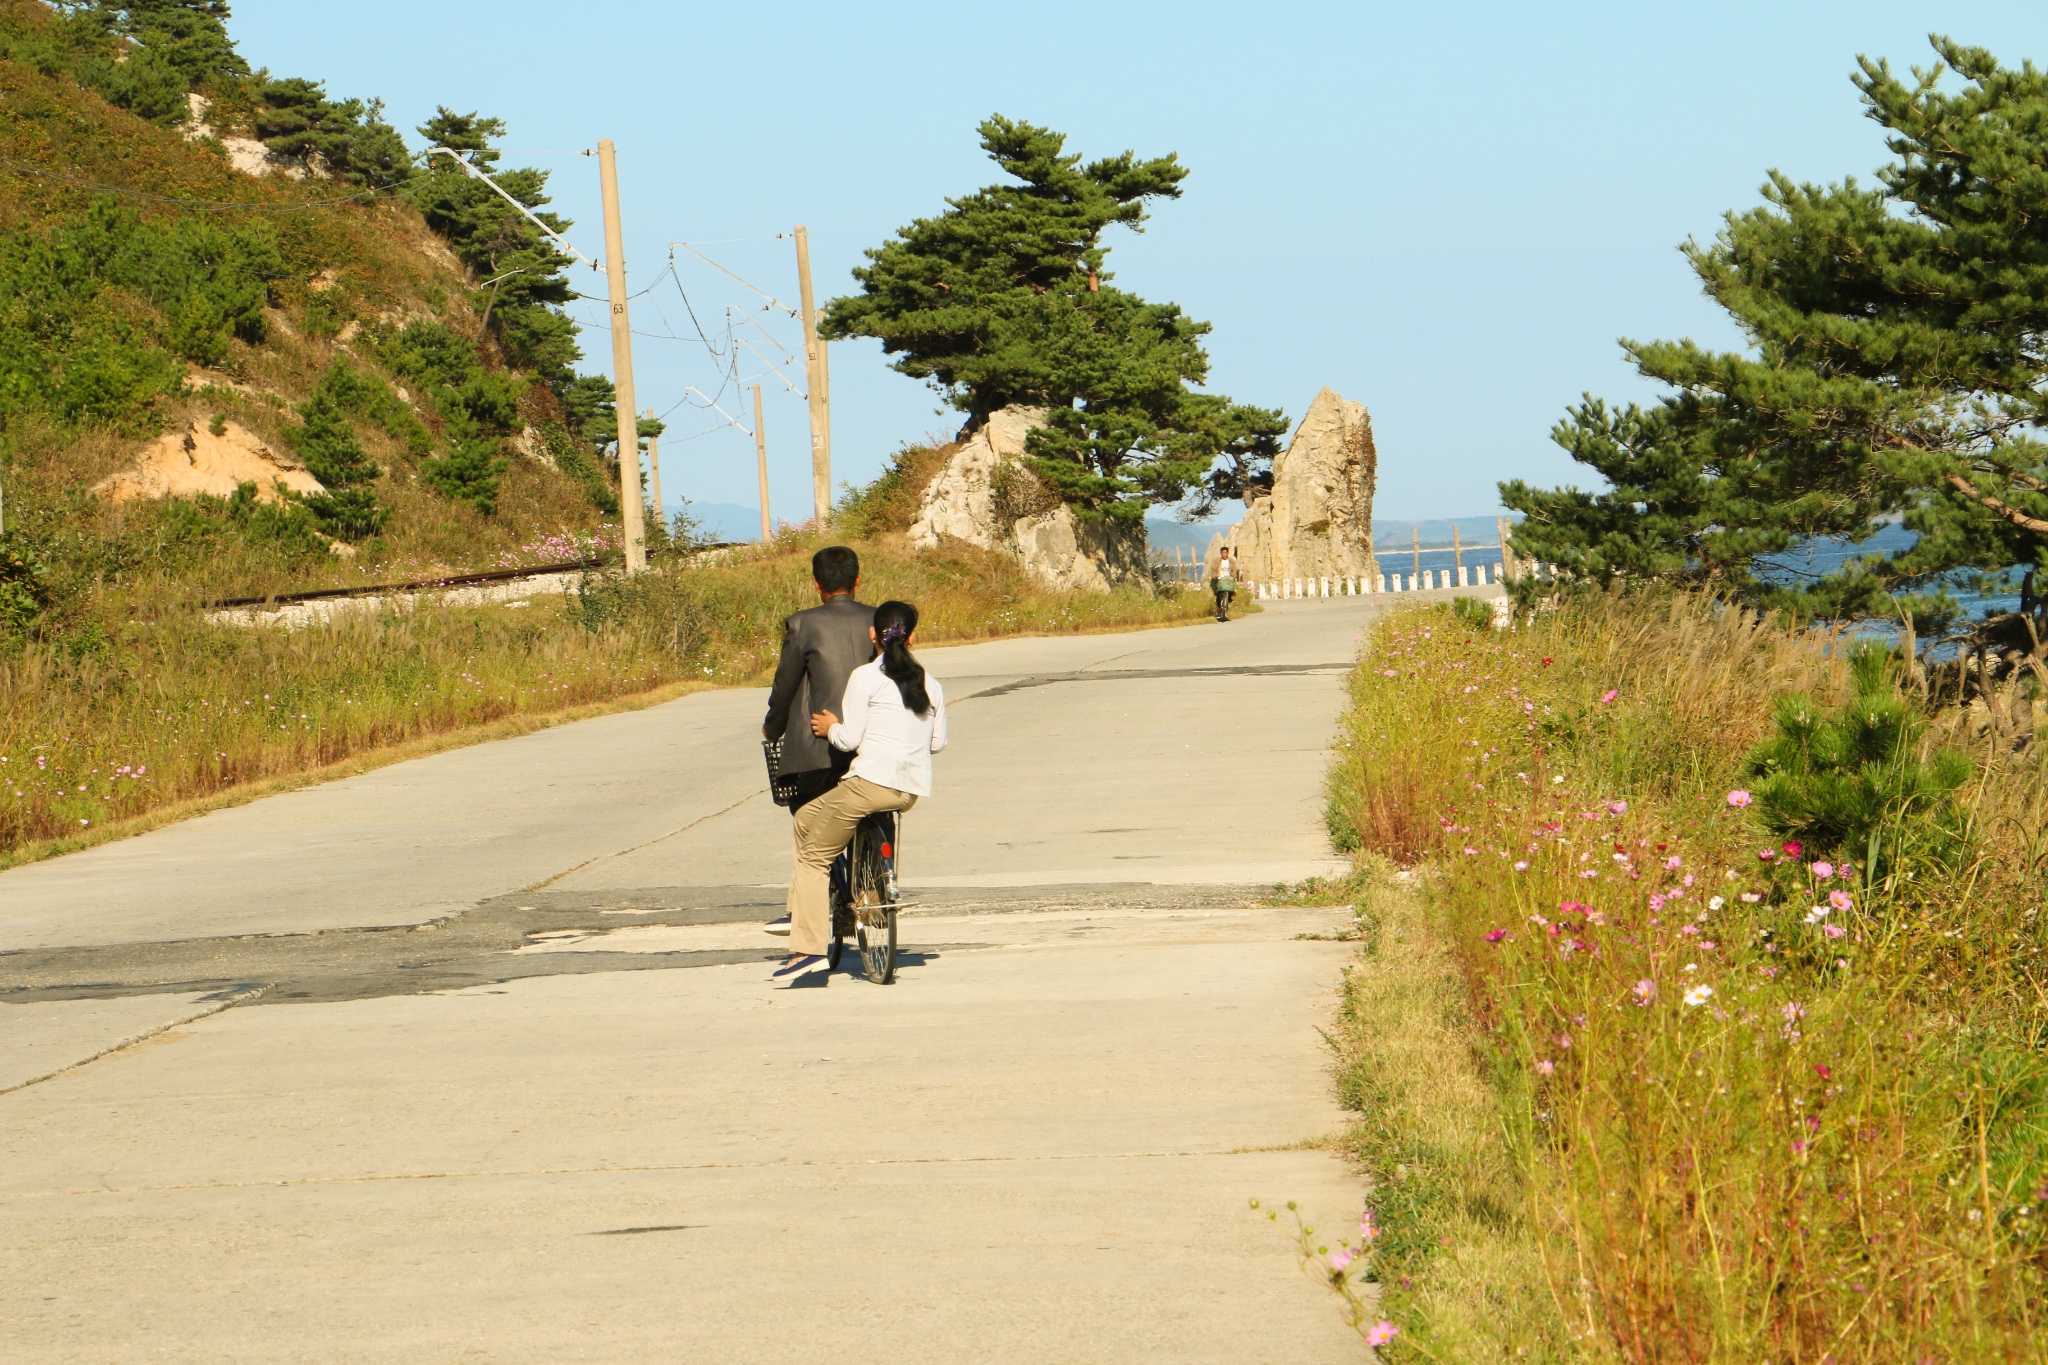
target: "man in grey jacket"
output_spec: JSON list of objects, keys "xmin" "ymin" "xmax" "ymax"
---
[{"xmin": 761, "ymin": 546, "xmax": 875, "ymax": 936}]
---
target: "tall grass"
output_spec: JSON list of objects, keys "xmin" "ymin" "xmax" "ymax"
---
[
  {"xmin": 1322, "ymin": 592, "xmax": 2048, "ymax": 1362},
  {"xmin": 0, "ymin": 534, "xmax": 1210, "ymax": 860}
]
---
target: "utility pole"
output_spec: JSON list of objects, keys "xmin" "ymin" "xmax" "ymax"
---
[
  {"xmin": 643, "ymin": 408, "xmax": 663, "ymax": 537},
  {"xmin": 793, "ymin": 225, "xmax": 831, "ymax": 523},
  {"xmin": 597, "ymin": 138, "xmax": 646, "ymax": 574},
  {"xmin": 1412, "ymin": 525, "xmax": 1421, "ymax": 581},
  {"xmin": 752, "ymin": 383, "xmax": 772, "ymax": 543},
  {"xmin": 1452, "ymin": 523, "xmax": 1463, "ymax": 578}
]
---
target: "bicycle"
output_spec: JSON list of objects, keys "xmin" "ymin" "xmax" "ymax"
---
[{"xmin": 828, "ymin": 809, "xmax": 902, "ymax": 983}]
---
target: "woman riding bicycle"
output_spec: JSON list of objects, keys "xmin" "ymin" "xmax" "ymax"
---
[{"xmin": 774, "ymin": 600, "xmax": 948, "ymax": 982}]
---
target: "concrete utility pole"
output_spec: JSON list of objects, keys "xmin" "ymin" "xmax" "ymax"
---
[
  {"xmin": 793, "ymin": 225, "xmax": 832, "ymax": 523},
  {"xmin": 644, "ymin": 408, "xmax": 663, "ymax": 537},
  {"xmin": 597, "ymin": 139, "xmax": 646, "ymax": 574},
  {"xmin": 752, "ymin": 384, "xmax": 772, "ymax": 543}
]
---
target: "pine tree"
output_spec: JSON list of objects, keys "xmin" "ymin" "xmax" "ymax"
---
[
  {"xmin": 409, "ymin": 109, "xmax": 581, "ymax": 387},
  {"xmin": 822, "ymin": 116, "xmax": 1285, "ymax": 523},
  {"xmin": 1506, "ymin": 37, "xmax": 2048, "ymax": 645}
]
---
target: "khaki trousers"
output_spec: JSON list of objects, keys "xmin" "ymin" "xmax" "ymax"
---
[{"xmin": 787, "ymin": 775, "xmax": 918, "ymax": 956}]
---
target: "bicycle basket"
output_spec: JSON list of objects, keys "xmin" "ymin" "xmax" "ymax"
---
[{"xmin": 762, "ymin": 737, "xmax": 805, "ymax": 809}]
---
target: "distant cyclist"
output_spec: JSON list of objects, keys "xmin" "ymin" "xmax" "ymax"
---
[
  {"xmin": 774, "ymin": 600, "xmax": 948, "ymax": 982},
  {"xmin": 761, "ymin": 546, "xmax": 874, "ymax": 939},
  {"xmin": 1213, "ymin": 547, "xmax": 1237, "ymax": 622}
]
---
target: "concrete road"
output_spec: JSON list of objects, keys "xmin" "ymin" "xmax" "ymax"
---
[{"xmin": 0, "ymin": 595, "xmax": 1411, "ymax": 1362}]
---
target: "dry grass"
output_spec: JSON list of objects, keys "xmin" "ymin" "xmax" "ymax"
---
[
  {"xmin": 1327, "ymin": 855, "xmax": 1576, "ymax": 1359},
  {"xmin": 1318, "ymin": 592, "xmax": 2048, "ymax": 1362}
]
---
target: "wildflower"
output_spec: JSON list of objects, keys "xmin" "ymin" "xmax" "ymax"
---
[
  {"xmin": 1814, "ymin": 1063, "xmax": 1832, "ymax": 1080},
  {"xmin": 1649, "ymin": 893, "xmax": 1667, "ymax": 912},
  {"xmin": 1551, "ymin": 775, "xmax": 1565, "ymax": 784},
  {"xmin": 1579, "ymin": 869, "xmax": 1598, "ymax": 879},
  {"xmin": 1782, "ymin": 840, "xmax": 1803, "ymax": 858},
  {"xmin": 1484, "ymin": 928, "xmax": 1509, "ymax": 943},
  {"xmin": 1740, "ymin": 892, "xmax": 1762, "ymax": 903},
  {"xmin": 1537, "ymin": 1058, "xmax": 1555, "ymax": 1075},
  {"xmin": 1726, "ymin": 789, "xmax": 1753, "ymax": 808},
  {"xmin": 1664, "ymin": 855, "xmax": 1682, "ymax": 870},
  {"xmin": 1512, "ymin": 860, "xmax": 1529, "ymax": 872},
  {"xmin": 1822, "ymin": 923, "xmax": 1846, "ymax": 939},
  {"xmin": 1828, "ymin": 889, "xmax": 1853, "ymax": 912},
  {"xmin": 1607, "ymin": 799, "xmax": 1627, "ymax": 815},
  {"xmin": 1360, "ymin": 1210, "xmax": 1380, "ymax": 1242},
  {"xmin": 1366, "ymin": 1321, "xmax": 1400, "ymax": 1347},
  {"xmin": 1811, "ymin": 861, "xmax": 1834, "ymax": 879},
  {"xmin": 1632, "ymin": 979, "xmax": 1657, "ymax": 1006},
  {"xmin": 1683, "ymin": 962, "xmax": 1699, "ymax": 972},
  {"xmin": 1601, "ymin": 689, "xmax": 1619, "ymax": 703},
  {"xmin": 1708, "ymin": 896, "xmax": 1725, "ymax": 911},
  {"xmin": 1804, "ymin": 905, "xmax": 1828, "ymax": 924},
  {"xmin": 1463, "ymin": 846, "xmax": 1478, "ymax": 856},
  {"xmin": 1683, "ymin": 984, "xmax": 1714, "ymax": 1007},
  {"xmin": 1328, "ymin": 1246, "xmax": 1355, "ymax": 1272}
]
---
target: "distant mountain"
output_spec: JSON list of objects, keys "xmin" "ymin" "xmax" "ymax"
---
[{"xmin": 1374, "ymin": 515, "xmax": 1520, "ymax": 550}]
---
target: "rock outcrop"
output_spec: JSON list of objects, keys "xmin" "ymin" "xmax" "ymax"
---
[
  {"xmin": 94, "ymin": 419, "xmax": 325, "ymax": 505},
  {"xmin": 1214, "ymin": 387, "xmax": 1378, "ymax": 583},
  {"xmin": 907, "ymin": 406, "xmax": 1146, "ymax": 592}
]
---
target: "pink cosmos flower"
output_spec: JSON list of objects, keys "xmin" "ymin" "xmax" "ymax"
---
[
  {"xmin": 1512, "ymin": 860, "xmax": 1529, "ymax": 872},
  {"xmin": 1360, "ymin": 1210, "xmax": 1380, "ymax": 1242},
  {"xmin": 1328, "ymin": 1246, "xmax": 1355, "ymax": 1272},
  {"xmin": 1632, "ymin": 979, "xmax": 1657, "ymax": 1006},
  {"xmin": 1536, "ymin": 1058, "xmax": 1555, "ymax": 1075},
  {"xmin": 1607, "ymin": 799, "xmax": 1628, "ymax": 815},
  {"xmin": 1828, "ymin": 889, "xmax": 1853, "ymax": 912},
  {"xmin": 1484, "ymin": 928, "xmax": 1509, "ymax": 943},
  {"xmin": 1811, "ymin": 861, "xmax": 1834, "ymax": 879},
  {"xmin": 1740, "ymin": 892, "xmax": 1763, "ymax": 903},
  {"xmin": 1601, "ymin": 689, "xmax": 1619, "ymax": 703},
  {"xmin": 1758, "ymin": 849, "xmax": 1776, "ymax": 862},
  {"xmin": 1782, "ymin": 840, "xmax": 1804, "ymax": 858},
  {"xmin": 1726, "ymin": 789, "xmax": 1753, "ymax": 808},
  {"xmin": 1664, "ymin": 855, "xmax": 1683, "ymax": 870},
  {"xmin": 1366, "ymin": 1321, "xmax": 1400, "ymax": 1347},
  {"xmin": 1822, "ymin": 923, "xmax": 1847, "ymax": 939}
]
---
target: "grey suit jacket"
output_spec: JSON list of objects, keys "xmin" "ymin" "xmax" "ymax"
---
[{"xmin": 762, "ymin": 595, "xmax": 877, "ymax": 774}]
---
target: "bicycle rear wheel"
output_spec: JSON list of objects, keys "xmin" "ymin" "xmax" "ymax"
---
[{"xmin": 850, "ymin": 817, "xmax": 897, "ymax": 984}]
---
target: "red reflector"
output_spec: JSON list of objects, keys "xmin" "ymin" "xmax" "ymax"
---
[{"xmin": 881, "ymin": 843, "xmax": 893, "ymax": 858}]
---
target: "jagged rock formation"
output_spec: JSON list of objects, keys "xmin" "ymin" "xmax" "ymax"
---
[
  {"xmin": 94, "ymin": 419, "xmax": 325, "ymax": 505},
  {"xmin": 907, "ymin": 406, "xmax": 1146, "ymax": 592},
  {"xmin": 1213, "ymin": 387, "xmax": 1378, "ymax": 583}
]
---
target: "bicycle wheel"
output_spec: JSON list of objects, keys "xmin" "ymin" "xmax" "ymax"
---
[{"xmin": 851, "ymin": 818, "xmax": 898, "ymax": 984}]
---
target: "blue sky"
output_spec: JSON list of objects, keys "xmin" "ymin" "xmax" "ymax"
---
[{"xmin": 227, "ymin": 1, "xmax": 2048, "ymax": 523}]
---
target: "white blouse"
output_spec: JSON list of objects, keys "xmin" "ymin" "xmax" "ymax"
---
[{"xmin": 827, "ymin": 659, "xmax": 948, "ymax": 797}]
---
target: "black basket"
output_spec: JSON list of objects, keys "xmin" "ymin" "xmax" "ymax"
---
[{"xmin": 762, "ymin": 737, "xmax": 805, "ymax": 809}]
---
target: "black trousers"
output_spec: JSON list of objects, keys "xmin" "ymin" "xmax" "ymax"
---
[{"xmin": 787, "ymin": 747, "xmax": 855, "ymax": 812}]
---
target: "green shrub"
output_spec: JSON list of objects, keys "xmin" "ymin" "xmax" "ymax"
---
[
  {"xmin": 0, "ymin": 200, "xmax": 282, "ymax": 428},
  {"xmin": 420, "ymin": 438, "xmax": 509, "ymax": 516},
  {"xmin": 1742, "ymin": 643, "xmax": 1971, "ymax": 876},
  {"xmin": 835, "ymin": 441, "xmax": 954, "ymax": 538}
]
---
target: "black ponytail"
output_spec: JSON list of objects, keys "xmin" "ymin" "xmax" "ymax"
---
[{"xmin": 873, "ymin": 600, "xmax": 932, "ymax": 716}]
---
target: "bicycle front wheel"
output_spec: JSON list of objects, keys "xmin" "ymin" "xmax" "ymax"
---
[{"xmin": 850, "ymin": 818, "xmax": 897, "ymax": 984}]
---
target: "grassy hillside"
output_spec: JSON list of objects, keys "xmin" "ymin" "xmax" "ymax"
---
[{"xmin": 0, "ymin": 0, "xmax": 629, "ymax": 648}]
